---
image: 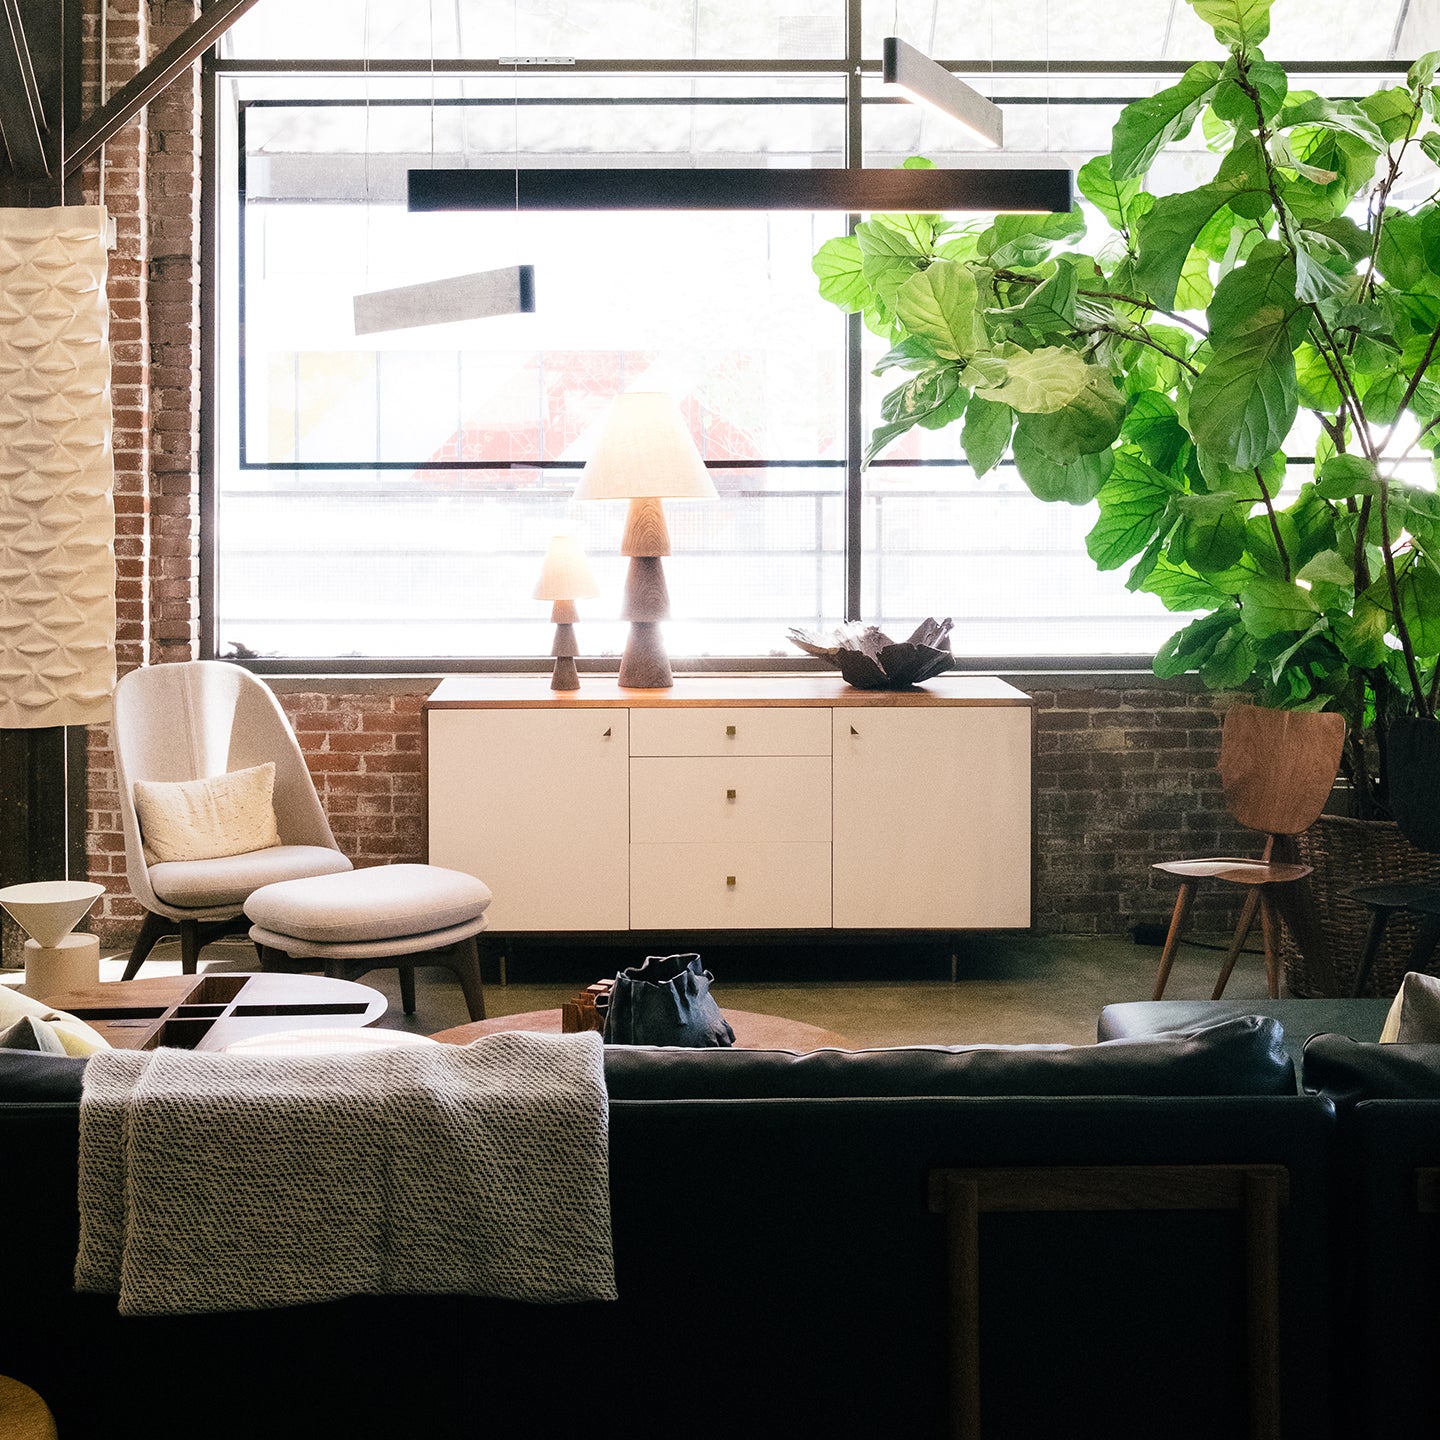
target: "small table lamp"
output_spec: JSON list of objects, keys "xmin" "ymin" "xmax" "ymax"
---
[
  {"xmin": 572, "ymin": 392, "xmax": 718, "ymax": 688},
  {"xmin": 534, "ymin": 534, "xmax": 600, "ymax": 691}
]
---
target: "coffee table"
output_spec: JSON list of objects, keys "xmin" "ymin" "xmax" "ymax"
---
[
  {"xmin": 432, "ymin": 1007, "xmax": 849, "ymax": 1052},
  {"xmin": 40, "ymin": 972, "xmax": 387, "ymax": 1052}
]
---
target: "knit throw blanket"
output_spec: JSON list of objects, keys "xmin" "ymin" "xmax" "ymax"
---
[{"xmin": 75, "ymin": 1030, "xmax": 616, "ymax": 1316}]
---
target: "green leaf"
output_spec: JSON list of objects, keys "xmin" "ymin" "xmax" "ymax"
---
[
  {"xmin": 1215, "ymin": 134, "xmax": 1272, "ymax": 220},
  {"xmin": 1202, "ymin": 624, "xmax": 1260, "ymax": 688},
  {"xmin": 1132, "ymin": 181, "xmax": 1239, "ymax": 310},
  {"xmin": 1154, "ymin": 609, "xmax": 1242, "ymax": 679},
  {"xmin": 1011, "ymin": 425, "xmax": 1114, "ymax": 503},
  {"xmin": 1315, "ymin": 454, "xmax": 1378, "ymax": 499},
  {"xmin": 1398, "ymin": 564, "xmax": 1440, "ymax": 656},
  {"xmin": 812, "ymin": 235, "xmax": 869, "ymax": 312},
  {"xmin": 960, "ymin": 395, "xmax": 1012, "ymax": 478},
  {"xmin": 971, "ymin": 345, "xmax": 1093, "ymax": 414},
  {"xmin": 1176, "ymin": 492, "xmax": 1248, "ymax": 573},
  {"xmin": 1239, "ymin": 577, "xmax": 1321, "ymax": 638},
  {"xmin": 1142, "ymin": 556, "xmax": 1235, "ymax": 611},
  {"xmin": 1203, "ymin": 246, "xmax": 1307, "ymax": 347},
  {"xmin": 1295, "ymin": 343, "xmax": 1343, "ymax": 409},
  {"xmin": 978, "ymin": 210, "xmax": 1087, "ymax": 269},
  {"xmin": 880, "ymin": 367, "xmax": 960, "ymax": 426},
  {"xmin": 1190, "ymin": 333, "xmax": 1298, "ymax": 470},
  {"xmin": 1278, "ymin": 96, "xmax": 1387, "ymax": 153},
  {"xmin": 1293, "ymin": 228, "xmax": 1353, "ymax": 304},
  {"xmin": 1015, "ymin": 371, "xmax": 1127, "ymax": 461},
  {"xmin": 1111, "ymin": 61, "xmax": 1223, "ymax": 181},
  {"xmin": 999, "ymin": 256, "xmax": 1080, "ymax": 334},
  {"xmin": 873, "ymin": 335, "xmax": 942, "ymax": 373},
  {"xmin": 1212, "ymin": 55, "xmax": 1288, "ymax": 125},
  {"xmin": 1174, "ymin": 249, "xmax": 1215, "ymax": 311},
  {"xmin": 1358, "ymin": 86, "xmax": 1418, "ymax": 144},
  {"xmin": 1332, "ymin": 604, "xmax": 1390, "ymax": 668},
  {"xmin": 863, "ymin": 416, "xmax": 917, "ymax": 465},
  {"xmin": 1187, "ymin": 0, "xmax": 1273, "ymax": 48},
  {"xmin": 1361, "ymin": 370, "xmax": 1408, "ymax": 425},
  {"xmin": 893, "ymin": 262, "xmax": 989, "ymax": 360},
  {"xmin": 1086, "ymin": 452, "xmax": 1179, "ymax": 570},
  {"xmin": 1077, "ymin": 154, "xmax": 1142, "ymax": 230},
  {"xmin": 1408, "ymin": 50, "xmax": 1440, "ymax": 91},
  {"xmin": 1123, "ymin": 392, "xmax": 1189, "ymax": 474},
  {"xmin": 855, "ymin": 218, "xmax": 929, "ymax": 304},
  {"xmin": 1297, "ymin": 548, "xmax": 1357, "ymax": 587}
]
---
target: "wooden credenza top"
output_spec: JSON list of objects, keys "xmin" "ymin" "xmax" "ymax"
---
[{"xmin": 425, "ymin": 674, "xmax": 1033, "ymax": 709}]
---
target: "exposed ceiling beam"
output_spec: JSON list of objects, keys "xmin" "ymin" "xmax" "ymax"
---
[
  {"xmin": 63, "ymin": 0, "xmax": 262, "ymax": 178},
  {"xmin": 0, "ymin": 0, "xmax": 49, "ymax": 180}
]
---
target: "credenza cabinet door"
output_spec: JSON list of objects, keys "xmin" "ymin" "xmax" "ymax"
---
[
  {"xmin": 832, "ymin": 708, "xmax": 1031, "ymax": 929},
  {"xmin": 426, "ymin": 709, "xmax": 630, "ymax": 932}
]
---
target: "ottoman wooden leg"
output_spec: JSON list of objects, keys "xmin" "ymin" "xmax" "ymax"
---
[
  {"xmin": 400, "ymin": 964, "xmax": 417, "ymax": 1016},
  {"xmin": 453, "ymin": 936, "xmax": 487, "ymax": 1022}
]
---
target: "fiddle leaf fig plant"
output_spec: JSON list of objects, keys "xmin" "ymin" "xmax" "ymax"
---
[{"xmin": 814, "ymin": 2, "xmax": 1440, "ymax": 815}]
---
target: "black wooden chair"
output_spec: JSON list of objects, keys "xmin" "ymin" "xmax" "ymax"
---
[{"xmin": 1348, "ymin": 716, "xmax": 1440, "ymax": 997}]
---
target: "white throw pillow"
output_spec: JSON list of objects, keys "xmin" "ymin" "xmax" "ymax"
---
[
  {"xmin": 1380, "ymin": 971, "xmax": 1440, "ymax": 1043},
  {"xmin": 134, "ymin": 762, "xmax": 282, "ymax": 865},
  {"xmin": 0, "ymin": 985, "xmax": 111, "ymax": 1056}
]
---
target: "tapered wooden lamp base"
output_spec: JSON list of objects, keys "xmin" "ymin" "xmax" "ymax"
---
[
  {"xmin": 549, "ymin": 599, "xmax": 581, "ymax": 691},
  {"xmin": 618, "ymin": 545, "xmax": 674, "ymax": 688}
]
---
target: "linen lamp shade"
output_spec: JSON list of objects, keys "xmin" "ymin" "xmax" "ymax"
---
[
  {"xmin": 533, "ymin": 534, "xmax": 600, "ymax": 602},
  {"xmin": 573, "ymin": 392, "xmax": 717, "ymax": 503}
]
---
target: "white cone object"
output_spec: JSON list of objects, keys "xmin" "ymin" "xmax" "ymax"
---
[{"xmin": 0, "ymin": 880, "xmax": 105, "ymax": 947}]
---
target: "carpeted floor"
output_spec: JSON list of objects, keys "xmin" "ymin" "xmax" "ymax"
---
[{"xmin": 47, "ymin": 929, "xmax": 1272, "ymax": 1049}]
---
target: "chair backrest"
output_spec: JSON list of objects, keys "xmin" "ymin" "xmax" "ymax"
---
[
  {"xmin": 1386, "ymin": 716, "xmax": 1440, "ymax": 854},
  {"xmin": 112, "ymin": 662, "xmax": 339, "ymax": 910},
  {"xmin": 1218, "ymin": 705, "xmax": 1346, "ymax": 836}
]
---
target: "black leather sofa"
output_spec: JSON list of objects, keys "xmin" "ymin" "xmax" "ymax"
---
[{"xmin": 2, "ymin": 1019, "xmax": 1342, "ymax": 1440}]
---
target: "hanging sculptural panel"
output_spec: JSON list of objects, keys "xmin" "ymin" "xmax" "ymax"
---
[{"xmin": 0, "ymin": 205, "xmax": 116, "ymax": 728}]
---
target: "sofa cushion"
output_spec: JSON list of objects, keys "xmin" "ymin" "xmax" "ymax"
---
[
  {"xmin": 0, "ymin": 985, "xmax": 110, "ymax": 1057},
  {"xmin": 244, "ymin": 864, "xmax": 492, "ymax": 944},
  {"xmin": 0, "ymin": 1016, "xmax": 1292, "ymax": 1106},
  {"xmin": 604, "ymin": 1016, "xmax": 1294, "ymax": 1100},
  {"xmin": 1302, "ymin": 1033, "xmax": 1440, "ymax": 1105},
  {"xmin": 134, "ymin": 763, "xmax": 282, "ymax": 864},
  {"xmin": 1378, "ymin": 971, "xmax": 1440, "ymax": 1043},
  {"xmin": 0, "ymin": 1015, "xmax": 67, "ymax": 1053},
  {"xmin": 149, "ymin": 844, "xmax": 353, "ymax": 908},
  {"xmin": 0, "ymin": 1048, "xmax": 88, "ymax": 1102}
]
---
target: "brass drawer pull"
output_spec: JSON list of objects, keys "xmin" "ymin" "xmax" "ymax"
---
[
  {"xmin": 725, "ymin": 724, "xmax": 737, "ymax": 737},
  {"xmin": 726, "ymin": 875, "xmax": 737, "ymax": 887},
  {"xmin": 726, "ymin": 788, "xmax": 737, "ymax": 801}
]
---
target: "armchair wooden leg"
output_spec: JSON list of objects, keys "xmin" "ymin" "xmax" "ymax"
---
[
  {"xmin": 178, "ymin": 919, "xmax": 203, "ymax": 974},
  {"xmin": 1152, "ymin": 881, "xmax": 1197, "ymax": 1000},
  {"xmin": 399, "ymin": 964, "xmax": 417, "ymax": 1016},
  {"xmin": 122, "ymin": 910, "xmax": 171, "ymax": 980},
  {"xmin": 1212, "ymin": 889, "xmax": 1262, "ymax": 1000},
  {"xmin": 1257, "ymin": 892, "xmax": 1282, "ymax": 999}
]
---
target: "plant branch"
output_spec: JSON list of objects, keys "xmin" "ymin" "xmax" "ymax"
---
[
  {"xmin": 1378, "ymin": 486, "xmax": 1431, "ymax": 713},
  {"xmin": 1378, "ymin": 318, "xmax": 1440, "ymax": 455},
  {"xmin": 1254, "ymin": 466, "xmax": 1292, "ymax": 580},
  {"xmin": 991, "ymin": 269, "xmax": 1210, "ymax": 337},
  {"xmin": 1097, "ymin": 323, "xmax": 1201, "ymax": 376}
]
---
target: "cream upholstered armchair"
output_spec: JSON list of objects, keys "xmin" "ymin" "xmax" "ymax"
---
[{"xmin": 113, "ymin": 662, "xmax": 353, "ymax": 978}]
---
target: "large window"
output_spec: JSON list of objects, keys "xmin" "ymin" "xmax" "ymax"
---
[{"xmin": 208, "ymin": 2, "xmax": 1423, "ymax": 665}]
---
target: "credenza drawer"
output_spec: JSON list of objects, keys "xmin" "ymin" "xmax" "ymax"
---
[
  {"xmin": 629, "ymin": 707, "xmax": 831, "ymax": 757},
  {"xmin": 630, "ymin": 842, "xmax": 832, "ymax": 929},
  {"xmin": 630, "ymin": 758, "xmax": 830, "ymax": 844}
]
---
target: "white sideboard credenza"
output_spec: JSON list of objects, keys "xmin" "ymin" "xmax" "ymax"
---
[{"xmin": 424, "ymin": 675, "xmax": 1033, "ymax": 938}]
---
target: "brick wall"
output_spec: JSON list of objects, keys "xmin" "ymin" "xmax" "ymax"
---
[{"xmin": 73, "ymin": 5, "xmax": 1250, "ymax": 949}]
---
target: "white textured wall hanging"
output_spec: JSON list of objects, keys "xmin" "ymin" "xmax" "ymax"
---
[{"xmin": 0, "ymin": 205, "xmax": 116, "ymax": 728}]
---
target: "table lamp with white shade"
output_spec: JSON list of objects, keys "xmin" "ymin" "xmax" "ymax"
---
[
  {"xmin": 534, "ymin": 534, "xmax": 600, "ymax": 691},
  {"xmin": 572, "ymin": 392, "xmax": 718, "ymax": 689}
]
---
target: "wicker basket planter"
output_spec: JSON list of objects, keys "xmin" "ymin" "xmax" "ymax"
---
[{"xmin": 1281, "ymin": 814, "xmax": 1440, "ymax": 998}]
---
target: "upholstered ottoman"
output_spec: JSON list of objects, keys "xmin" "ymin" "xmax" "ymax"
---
[{"xmin": 245, "ymin": 864, "xmax": 491, "ymax": 1021}]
